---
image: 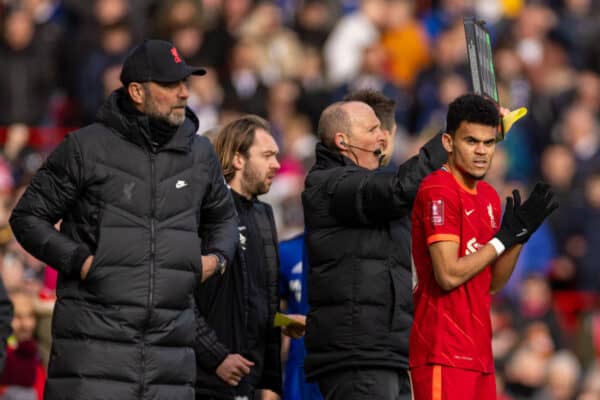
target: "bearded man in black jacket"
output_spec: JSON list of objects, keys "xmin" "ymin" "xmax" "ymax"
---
[
  {"xmin": 195, "ymin": 115, "xmax": 282, "ymax": 400},
  {"xmin": 9, "ymin": 40, "xmax": 238, "ymax": 400},
  {"xmin": 302, "ymin": 100, "xmax": 447, "ymax": 400}
]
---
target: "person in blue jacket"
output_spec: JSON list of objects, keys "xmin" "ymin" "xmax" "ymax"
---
[{"xmin": 279, "ymin": 234, "xmax": 323, "ymax": 400}]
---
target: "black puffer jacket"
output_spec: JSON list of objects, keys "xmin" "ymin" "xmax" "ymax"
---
[
  {"xmin": 9, "ymin": 89, "xmax": 238, "ymax": 400},
  {"xmin": 302, "ymin": 135, "xmax": 446, "ymax": 379}
]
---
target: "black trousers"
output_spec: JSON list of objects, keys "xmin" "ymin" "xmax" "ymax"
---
[{"xmin": 317, "ymin": 368, "xmax": 411, "ymax": 400}]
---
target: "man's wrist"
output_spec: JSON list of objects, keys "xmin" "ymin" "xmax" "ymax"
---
[
  {"xmin": 489, "ymin": 237, "xmax": 506, "ymax": 256},
  {"xmin": 210, "ymin": 253, "xmax": 227, "ymax": 275}
]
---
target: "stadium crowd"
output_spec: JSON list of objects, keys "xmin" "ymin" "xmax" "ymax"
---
[{"xmin": 0, "ymin": 0, "xmax": 599, "ymax": 399}]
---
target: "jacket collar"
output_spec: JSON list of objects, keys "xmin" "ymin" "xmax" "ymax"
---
[
  {"xmin": 311, "ymin": 142, "xmax": 357, "ymax": 171},
  {"xmin": 96, "ymin": 88, "xmax": 199, "ymax": 154}
]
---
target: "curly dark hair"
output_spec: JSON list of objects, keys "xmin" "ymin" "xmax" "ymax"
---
[{"xmin": 446, "ymin": 94, "xmax": 499, "ymax": 135}]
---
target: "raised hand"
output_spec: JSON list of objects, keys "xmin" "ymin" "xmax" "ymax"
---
[
  {"xmin": 494, "ymin": 189, "xmax": 528, "ymax": 249},
  {"xmin": 516, "ymin": 181, "xmax": 559, "ymax": 241}
]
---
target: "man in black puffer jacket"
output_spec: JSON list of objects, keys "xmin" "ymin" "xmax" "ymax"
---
[
  {"xmin": 302, "ymin": 100, "xmax": 446, "ymax": 399},
  {"xmin": 9, "ymin": 40, "xmax": 238, "ymax": 400}
]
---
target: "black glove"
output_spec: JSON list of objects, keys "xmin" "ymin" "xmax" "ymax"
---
[
  {"xmin": 495, "ymin": 189, "xmax": 529, "ymax": 249},
  {"xmin": 516, "ymin": 181, "xmax": 559, "ymax": 241}
]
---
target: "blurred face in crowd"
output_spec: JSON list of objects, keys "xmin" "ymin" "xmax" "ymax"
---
[
  {"xmin": 4, "ymin": 9, "xmax": 34, "ymax": 51},
  {"xmin": 239, "ymin": 129, "xmax": 280, "ymax": 197},
  {"xmin": 11, "ymin": 292, "xmax": 36, "ymax": 343},
  {"xmin": 443, "ymin": 121, "xmax": 496, "ymax": 187},
  {"xmin": 140, "ymin": 80, "xmax": 190, "ymax": 126}
]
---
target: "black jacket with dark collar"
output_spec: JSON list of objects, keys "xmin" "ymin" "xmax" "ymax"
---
[
  {"xmin": 195, "ymin": 191, "xmax": 282, "ymax": 399},
  {"xmin": 302, "ymin": 135, "xmax": 446, "ymax": 379}
]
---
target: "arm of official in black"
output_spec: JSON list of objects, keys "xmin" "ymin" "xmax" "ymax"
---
[
  {"xmin": 194, "ymin": 298, "xmax": 254, "ymax": 387},
  {"xmin": 193, "ymin": 301, "xmax": 230, "ymax": 372},
  {"xmin": 9, "ymin": 135, "xmax": 92, "ymax": 279},
  {"xmin": 331, "ymin": 132, "xmax": 446, "ymax": 224},
  {"xmin": 197, "ymin": 137, "xmax": 238, "ymax": 281}
]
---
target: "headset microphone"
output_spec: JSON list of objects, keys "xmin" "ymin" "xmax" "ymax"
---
[{"xmin": 341, "ymin": 140, "xmax": 383, "ymax": 157}]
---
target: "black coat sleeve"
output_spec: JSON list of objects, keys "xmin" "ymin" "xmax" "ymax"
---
[
  {"xmin": 0, "ymin": 278, "xmax": 12, "ymax": 373},
  {"xmin": 198, "ymin": 140, "xmax": 238, "ymax": 266},
  {"xmin": 330, "ymin": 132, "xmax": 446, "ymax": 224},
  {"xmin": 194, "ymin": 296, "xmax": 230, "ymax": 371},
  {"xmin": 9, "ymin": 134, "xmax": 91, "ymax": 277}
]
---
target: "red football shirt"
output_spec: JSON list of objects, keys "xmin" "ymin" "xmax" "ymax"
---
[{"xmin": 409, "ymin": 167, "xmax": 501, "ymax": 373}]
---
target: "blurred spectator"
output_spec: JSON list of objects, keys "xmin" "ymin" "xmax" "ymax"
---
[
  {"xmin": 295, "ymin": 46, "xmax": 331, "ymax": 132},
  {"xmin": 0, "ymin": 278, "xmax": 11, "ymax": 374},
  {"xmin": 332, "ymin": 41, "xmax": 412, "ymax": 131},
  {"xmin": 494, "ymin": 46, "xmax": 531, "ymax": 110},
  {"xmin": 221, "ymin": 38, "xmax": 269, "ymax": 116},
  {"xmin": 238, "ymin": 1, "xmax": 304, "ymax": 85},
  {"xmin": 513, "ymin": 275, "xmax": 566, "ymax": 352},
  {"xmin": 504, "ymin": 346, "xmax": 547, "ymax": 398},
  {"xmin": 323, "ymin": 0, "xmax": 387, "ymax": 86},
  {"xmin": 533, "ymin": 350, "xmax": 581, "ymax": 400},
  {"xmin": 187, "ymin": 68, "xmax": 223, "ymax": 135},
  {"xmin": 421, "ymin": 0, "xmax": 472, "ymax": 40},
  {"xmin": 152, "ymin": 0, "xmax": 202, "ymax": 40},
  {"xmin": 291, "ymin": 0, "xmax": 335, "ymax": 48},
  {"xmin": 267, "ymin": 79, "xmax": 301, "ymax": 142},
  {"xmin": 0, "ymin": 8, "xmax": 57, "ymax": 125},
  {"xmin": 0, "ymin": 253, "xmax": 25, "ymax": 294},
  {"xmin": 76, "ymin": 20, "xmax": 132, "ymax": 123},
  {"xmin": 0, "ymin": 289, "xmax": 45, "ymax": 400},
  {"xmin": 381, "ymin": 0, "xmax": 430, "ymax": 88},
  {"xmin": 199, "ymin": 0, "xmax": 254, "ymax": 69},
  {"xmin": 59, "ymin": 0, "xmax": 146, "ymax": 124},
  {"xmin": 168, "ymin": 23, "xmax": 205, "ymax": 65},
  {"xmin": 578, "ymin": 362, "xmax": 600, "ymax": 399},
  {"xmin": 556, "ymin": 0, "xmax": 596, "ymax": 69},
  {"xmin": 0, "ymin": 1, "xmax": 599, "ymax": 397},
  {"xmin": 578, "ymin": 168, "xmax": 600, "ymax": 292},
  {"xmin": 540, "ymin": 145, "xmax": 586, "ymax": 285},
  {"xmin": 411, "ymin": 22, "xmax": 468, "ymax": 134},
  {"xmin": 1, "ymin": 124, "xmax": 41, "ymax": 188},
  {"xmin": 571, "ymin": 71, "xmax": 600, "ymax": 115},
  {"xmin": 555, "ymin": 106, "xmax": 600, "ymax": 185},
  {"xmin": 492, "ymin": 301, "xmax": 520, "ymax": 370}
]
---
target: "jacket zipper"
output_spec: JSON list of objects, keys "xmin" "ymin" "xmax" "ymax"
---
[{"xmin": 140, "ymin": 152, "xmax": 157, "ymax": 398}]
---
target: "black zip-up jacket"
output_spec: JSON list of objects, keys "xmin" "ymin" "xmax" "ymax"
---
[
  {"xmin": 195, "ymin": 192, "xmax": 282, "ymax": 399},
  {"xmin": 9, "ymin": 89, "xmax": 238, "ymax": 400},
  {"xmin": 302, "ymin": 135, "xmax": 446, "ymax": 379}
]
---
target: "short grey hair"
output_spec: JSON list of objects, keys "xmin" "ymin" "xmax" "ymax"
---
[{"xmin": 317, "ymin": 102, "xmax": 352, "ymax": 149}]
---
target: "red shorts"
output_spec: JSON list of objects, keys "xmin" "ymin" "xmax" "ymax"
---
[{"xmin": 410, "ymin": 364, "xmax": 496, "ymax": 400}]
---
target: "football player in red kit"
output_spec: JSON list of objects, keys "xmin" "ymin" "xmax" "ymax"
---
[{"xmin": 410, "ymin": 94, "xmax": 558, "ymax": 400}]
